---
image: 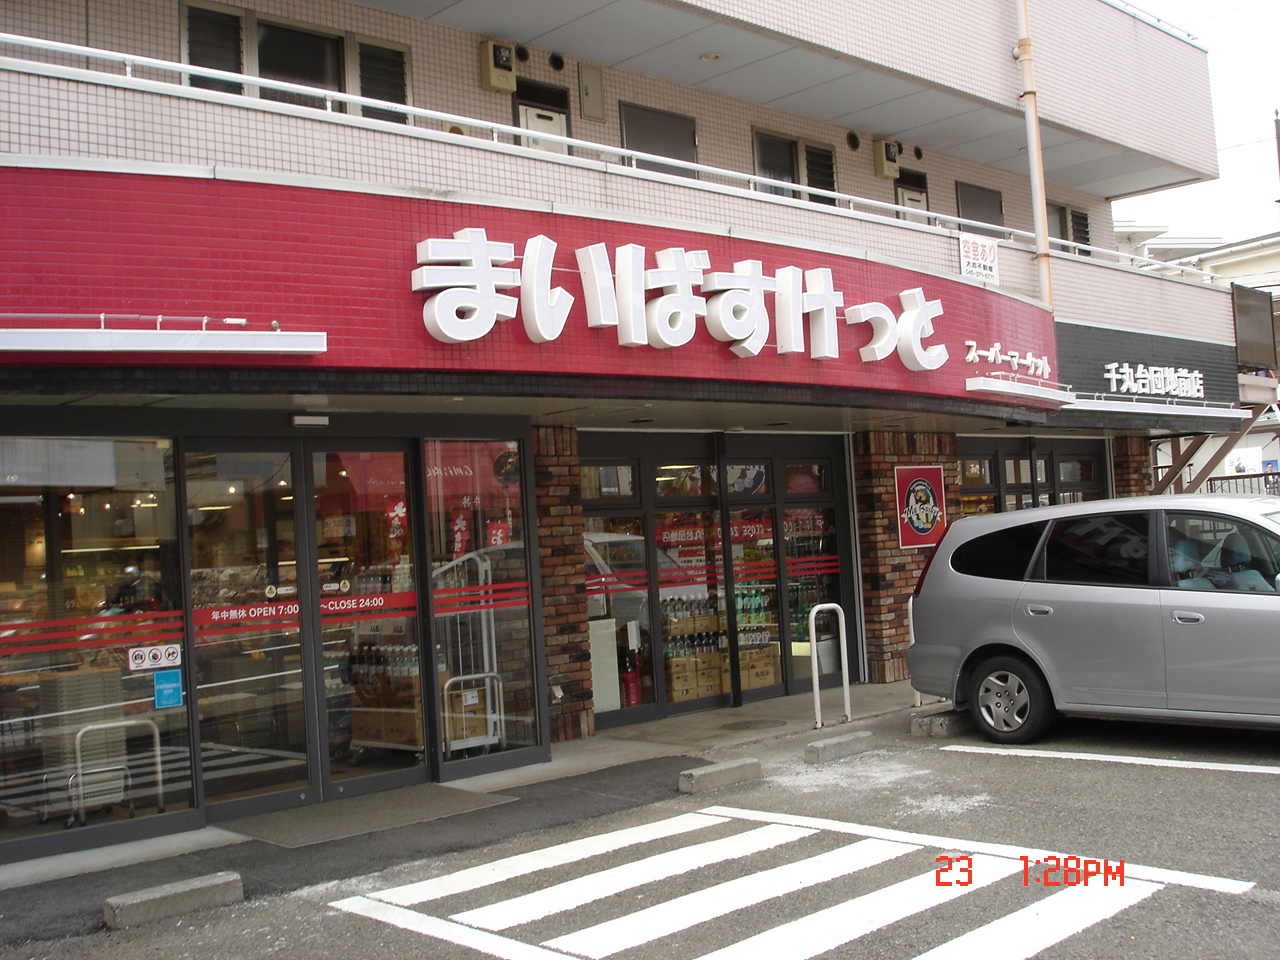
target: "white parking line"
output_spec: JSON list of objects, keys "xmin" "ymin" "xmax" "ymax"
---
[
  {"xmin": 699, "ymin": 806, "xmax": 1255, "ymax": 895},
  {"xmin": 909, "ymin": 878, "xmax": 1164, "ymax": 960},
  {"xmin": 452, "ymin": 824, "xmax": 815, "ymax": 930},
  {"xmin": 940, "ymin": 743, "xmax": 1280, "ymax": 776},
  {"xmin": 543, "ymin": 837, "xmax": 919, "ymax": 958},
  {"xmin": 687, "ymin": 855, "xmax": 1024, "ymax": 960},
  {"xmin": 374, "ymin": 811, "xmax": 728, "ymax": 906}
]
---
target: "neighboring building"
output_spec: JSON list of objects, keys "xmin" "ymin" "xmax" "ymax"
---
[
  {"xmin": 1119, "ymin": 229, "xmax": 1280, "ymax": 487},
  {"xmin": 0, "ymin": 0, "xmax": 1262, "ymax": 859}
]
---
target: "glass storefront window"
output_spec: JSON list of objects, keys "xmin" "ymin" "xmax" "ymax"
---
[
  {"xmin": 656, "ymin": 464, "xmax": 715, "ymax": 498},
  {"xmin": 654, "ymin": 510, "xmax": 725, "ymax": 703},
  {"xmin": 726, "ymin": 463, "xmax": 769, "ymax": 495},
  {"xmin": 1004, "ymin": 492, "xmax": 1049, "ymax": 511},
  {"xmin": 731, "ymin": 509, "xmax": 782, "ymax": 691},
  {"xmin": 426, "ymin": 440, "xmax": 538, "ymax": 759},
  {"xmin": 584, "ymin": 516, "xmax": 654, "ymax": 711},
  {"xmin": 1058, "ymin": 458, "xmax": 1096, "ymax": 483},
  {"xmin": 785, "ymin": 463, "xmax": 829, "ymax": 494},
  {"xmin": 581, "ymin": 464, "xmax": 635, "ymax": 500},
  {"xmin": 783, "ymin": 507, "xmax": 840, "ymax": 681},
  {"xmin": 312, "ymin": 451, "xmax": 421, "ymax": 778},
  {"xmin": 961, "ymin": 459, "xmax": 991, "ymax": 486},
  {"xmin": 0, "ymin": 438, "xmax": 189, "ymax": 837},
  {"xmin": 187, "ymin": 451, "xmax": 309, "ymax": 801},
  {"xmin": 961, "ymin": 495, "xmax": 997, "ymax": 516}
]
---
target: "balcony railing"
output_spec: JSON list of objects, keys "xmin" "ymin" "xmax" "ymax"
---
[
  {"xmin": 0, "ymin": 30, "xmax": 1222, "ymax": 285},
  {"xmin": 1206, "ymin": 473, "xmax": 1280, "ymax": 496}
]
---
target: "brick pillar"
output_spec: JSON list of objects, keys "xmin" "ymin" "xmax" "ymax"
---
[
  {"xmin": 1111, "ymin": 436, "xmax": 1153, "ymax": 497},
  {"xmin": 853, "ymin": 432, "xmax": 959, "ymax": 683},
  {"xmin": 533, "ymin": 425, "xmax": 594, "ymax": 742}
]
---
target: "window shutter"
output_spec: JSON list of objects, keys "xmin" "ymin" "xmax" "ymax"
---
[
  {"xmin": 187, "ymin": 7, "xmax": 243, "ymax": 95},
  {"xmin": 359, "ymin": 44, "xmax": 407, "ymax": 123},
  {"xmin": 804, "ymin": 145, "xmax": 836, "ymax": 205},
  {"xmin": 1070, "ymin": 210, "xmax": 1091, "ymax": 255}
]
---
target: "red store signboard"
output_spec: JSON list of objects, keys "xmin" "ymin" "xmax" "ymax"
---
[{"xmin": 0, "ymin": 168, "xmax": 1057, "ymax": 409}]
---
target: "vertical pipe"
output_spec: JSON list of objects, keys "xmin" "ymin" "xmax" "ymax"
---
[{"xmin": 1014, "ymin": 0, "xmax": 1054, "ymax": 307}]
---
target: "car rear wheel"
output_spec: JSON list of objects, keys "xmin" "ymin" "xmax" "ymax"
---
[{"xmin": 967, "ymin": 655, "xmax": 1053, "ymax": 744}]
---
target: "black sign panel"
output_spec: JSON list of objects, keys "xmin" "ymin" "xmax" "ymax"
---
[{"xmin": 1054, "ymin": 322, "xmax": 1238, "ymax": 407}]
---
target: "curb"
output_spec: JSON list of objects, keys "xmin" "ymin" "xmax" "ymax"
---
[
  {"xmin": 103, "ymin": 871, "xmax": 244, "ymax": 929},
  {"xmin": 679, "ymin": 758, "xmax": 762, "ymax": 793}
]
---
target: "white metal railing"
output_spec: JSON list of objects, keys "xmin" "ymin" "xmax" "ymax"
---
[{"xmin": 0, "ymin": 30, "xmax": 1222, "ymax": 284}]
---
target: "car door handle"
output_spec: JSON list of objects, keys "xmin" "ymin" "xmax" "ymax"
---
[
  {"xmin": 1026, "ymin": 604, "xmax": 1053, "ymax": 616},
  {"xmin": 1172, "ymin": 610, "xmax": 1205, "ymax": 624}
]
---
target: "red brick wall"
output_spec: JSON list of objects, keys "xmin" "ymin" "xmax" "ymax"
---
[
  {"xmin": 1110, "ymin": 436, "xmax": 1153, "ymax": 497},
  {"xmin": 533, "ymin": 425, "xmax": 594, "ymax": 742},
  {"xmin": 853, "ymin": 432, "xmax": 960, "ymax": 683}
]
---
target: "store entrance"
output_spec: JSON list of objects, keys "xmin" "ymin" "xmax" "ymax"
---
[
  {"xmin": 581, "ymin": 433, "xmax": 855, "ymax": 727},
  {"xmin": 185, "ymin": 443, "xmax": 423, "ymax": 815},
  {"xmin": 957, "ymin": 437, "xmax": 1108, "ymax": 515}
]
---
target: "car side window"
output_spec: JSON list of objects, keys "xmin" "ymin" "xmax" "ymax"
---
[
  {"xmin": 1036, "ymin": 512, "xmax": 1150, "ymax": 586},
  {"xmin": 950, "ymin": 521, "xmax": 1046, "ymax": 580},
  {"xmin": 1166, "ymin": 512, "xmax": 1280, "ymax": 593}
]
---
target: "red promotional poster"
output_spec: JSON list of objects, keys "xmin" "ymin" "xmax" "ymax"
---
[
  {"xmin": 450, "ymin": 507, "xmax": 471, "ymax": 558},
  {"xmin": 486, "ymin": 520, "xmax": 511, "ymax": 547},
  {"xmin": 896, "ymin": 466, "xmax": 947, "ymax": 548}
]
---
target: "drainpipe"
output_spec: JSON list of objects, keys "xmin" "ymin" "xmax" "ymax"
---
[{"xmin": 1014, "ymin": 0, "xmax": 1054, "ymax": 307}]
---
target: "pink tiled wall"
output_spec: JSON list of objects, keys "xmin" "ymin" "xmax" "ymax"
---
[{"xmin": 0, "ymin": 0, "xmax": 1225, "ymax": 329}]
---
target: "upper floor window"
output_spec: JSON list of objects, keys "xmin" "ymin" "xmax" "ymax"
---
[
  {"xmin": 184, "ymin": 4, "xmax": 407, "ymax": 121},
  {"xmin": 620, "ymin": 102, "xmax": 697, "ymax": 179},
  {"xmin": 955, "ymin": 181, "xmax": 1004, "ymax": 239},
  {"xmin": 753, "ymin": 132, "xmax": 836, "ymax": 205},
  {"xmin": 1048, "ymin": 202, "xmax": 1091, "ymax": 255}
]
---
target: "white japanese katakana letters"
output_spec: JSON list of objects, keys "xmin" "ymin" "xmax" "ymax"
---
[
  {"xmin": 520, "ymin": 235, "xmax": 573, "ymax": 344},
  {"xmin": 576, "ymin": 242, "xmax": 647, "ymax": 347},
  {"xmin": 845, "ymin": 287, "xmax": 948, "ymax": 370},
  {"xmin": 644, "ymin": 247, "xmax": 708, "ymax": 349},
  {"xmin": 896, "ymin": 288, "xmax": 948, "ymax": 372},
  {"xmin": 414, "ymin": 230, "xmax": 959, "ymax": 369},
  {"xmin": 411, "ymin": 228, "xmax": 520, "ymax": 343},
  {"xmin": 703, "ymin": 259, "xmax": 774, "ymax": 358}
]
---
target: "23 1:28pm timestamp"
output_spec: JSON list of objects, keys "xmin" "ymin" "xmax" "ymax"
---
[{"xmin": 935, "ymin": 855, "xmax": 1125, "ymax": 887}]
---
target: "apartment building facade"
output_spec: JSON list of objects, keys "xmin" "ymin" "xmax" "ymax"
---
[{"xmin": 0, "ymin": 0, "xmax": 1254, "ymax": 859}]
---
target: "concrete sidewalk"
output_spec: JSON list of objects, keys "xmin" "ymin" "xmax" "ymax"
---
[{"xmin": 0, "ymin": 682, "xmax": 939, "ymax": 945}]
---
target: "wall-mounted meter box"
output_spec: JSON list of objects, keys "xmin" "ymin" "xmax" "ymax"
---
[
  {"xmin": 873, "ymin": 139, "xmax": 900, "ymax": 179},
  {"xmin": 480, "ymin": 40, "xmax": 517, "ymax": 93}
]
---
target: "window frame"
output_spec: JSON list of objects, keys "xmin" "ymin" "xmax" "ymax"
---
[
  {"xmin": 955, "ymin": 181, "xmax": 1005, "ymax": 239},
  {"xmin": 182, "ymin": 2, "xmax": 412, "ymax": 120},
  {"xmin": 751, "ymin": 129, "xmax": 837, "ymax": 204},
  {"xmin": 1047, "ymin": 201, "xmax": 1092, "ymax": 255},
  {"xmin": 619, "ymin": 102, "xmax": 699, "ymax": 179}
]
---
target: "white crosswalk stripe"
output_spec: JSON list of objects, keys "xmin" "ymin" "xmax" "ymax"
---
[
  {"xmin": 453, "ymin": 823, "xmax": 814, "ymax": 930},
  {"xmin": 545, "ymin": 837, "xmax": 919, "ymax": 958},
  {"xmin": 374, "ymin": 811, "xmax": 728, "ymax": 907},
  {"xmin": 909, "ymin": 878, "xmax": 1164, "ymax": 960},
  {"xmin": 330, "ymin": 806, "xmax": 1254, "ymax": 960},
  {"xmin": 689, "ymin": 855, "xmax": 1023, "ymax": 960}
]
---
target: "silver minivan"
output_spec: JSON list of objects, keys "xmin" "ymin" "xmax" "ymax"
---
[{"xmin": 907, "ymin": 494, "xmax": 1280, "ymax": 743}]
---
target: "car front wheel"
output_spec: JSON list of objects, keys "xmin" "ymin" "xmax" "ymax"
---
[{"xmin": 967, "ymin": 655, "xmax": 1053, "ymax": 744}]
